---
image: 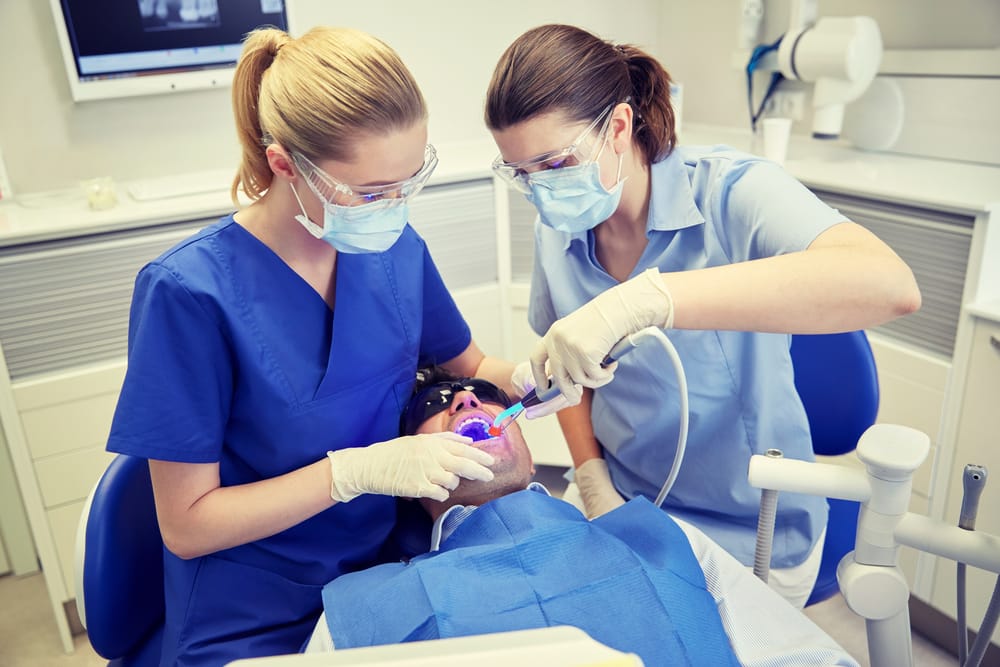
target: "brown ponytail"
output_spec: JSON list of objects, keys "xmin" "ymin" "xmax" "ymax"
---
[
  {"xmin": 230, "ymin": 26, "xmax": 427, "ymax": 206},
  {"xmin": 485, "ymin": 24, "xmax": 676, "ymax": 164},
  {"xmin": 618, "ymin": 44, "xmax": 676, "ymax": 164}
]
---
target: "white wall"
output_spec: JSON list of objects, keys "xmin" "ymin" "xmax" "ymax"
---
[
  {"xmin": 655, "ymin": 0, "xmax": 1000, "ymax": 137},
  {"xmin": 0, "ymin": 0, "xmax": 659, "ymax": 196},
  {"xmin": 2, "ymin": 1, "xmax": 994, "ymax": 195}
]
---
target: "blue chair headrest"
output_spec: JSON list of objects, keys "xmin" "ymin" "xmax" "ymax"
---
[{"xmin": 790, "ymin": 331, "xmax": 880, "ymax": 457}]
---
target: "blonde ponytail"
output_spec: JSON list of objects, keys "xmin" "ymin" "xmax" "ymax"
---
[
  {"xmin": 230, "ymin": 26, "xmax": 427, "ymax": 206},
  {"xmin": 231, "ymin": 28, "xmax": 291, "ymax": 204}
]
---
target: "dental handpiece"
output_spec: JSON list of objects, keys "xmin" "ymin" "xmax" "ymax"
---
[
  {"xmin": 959, "ymin": 464, "xmax": 987, "ymax": 531},
  {"xmin": 957, "ymin": 464, "xmax": 988, "ymax": 665},
  {"xmin": 489, "ymin": 335, "xmax": 641, "ymax": 435}
]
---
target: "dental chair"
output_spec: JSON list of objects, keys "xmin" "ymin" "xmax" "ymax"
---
[
  {"xmin": 75, "ymin": 454, "xmax": 164, "ymax": 666},
  {"xmin": 789, "ymin": 331, "xmax": 880, "ymax": 606}
]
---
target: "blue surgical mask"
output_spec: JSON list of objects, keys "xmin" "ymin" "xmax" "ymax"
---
[
  {"xmin": 526, "ymin": 148, "xmax": 626, "ymax": 234},
  {"xmin": 290, "ymin": 182, "xmax": 407, "ymax": 254}
]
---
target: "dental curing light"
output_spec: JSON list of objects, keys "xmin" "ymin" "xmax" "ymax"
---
[{"xmin": 489, "ymin": 334, "xmax": 641, "ymax": 436}]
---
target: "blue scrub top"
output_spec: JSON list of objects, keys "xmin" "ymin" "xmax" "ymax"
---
[
  {"xmin": 529, "ymin": 146, "xmax": 846, "ymax": 568},
  {"xmin": 107, "ymin": 215, "xmax": 471, "ymax": 665}
]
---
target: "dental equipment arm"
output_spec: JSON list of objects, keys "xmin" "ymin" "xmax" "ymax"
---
[
  {"xmin": 775, "ymin": 0, "xmax": 883, "ymax": 139},
  {"xmin": 749, "ymin": 425, "xmax": 1000, "ymax": 667}
]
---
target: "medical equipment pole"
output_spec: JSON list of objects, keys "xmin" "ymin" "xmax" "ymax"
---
[{"xmin": 750, "ymin": 423, "xmax": 1000, "ymax": 667}]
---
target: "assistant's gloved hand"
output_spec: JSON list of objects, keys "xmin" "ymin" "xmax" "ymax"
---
[
  {"xmin": 327, "ymin": 433, "xmax": 495, "ymax": 503},
  {"xmin": 510, "ymin": 360, "xmax": 579, "ymax": 418},
  {"xmin": 531, "ymin": 268, "xmax": 673, "ymax": 400},
  {"xmin": 575, "ymin": 458, "xmax": 626, "ymax": 519}
]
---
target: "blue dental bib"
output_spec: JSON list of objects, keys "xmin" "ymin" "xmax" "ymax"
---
[{"xmin": 322, "ymin": 492, "xmax": 739, "ymax": 665}]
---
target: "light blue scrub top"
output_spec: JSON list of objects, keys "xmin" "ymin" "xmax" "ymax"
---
[
  {"xmin": 107, "ymin": 216, "xmax": 471, "ymax": 665},
  {"xmin": 529, "ymin": 146, "xmax": 846, "ymax": 568}
]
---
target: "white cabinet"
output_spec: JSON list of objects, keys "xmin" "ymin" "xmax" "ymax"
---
[
  {"xmin": 0, "ymin": 217, "xmax": 217, "ymax": 651},
  {"xmin": 929, "ymin": 314, "xmax": 1000, "ymax": 647}
]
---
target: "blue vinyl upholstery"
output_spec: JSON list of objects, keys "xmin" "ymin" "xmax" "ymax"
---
[{"xmin": 78, "ymin": 454, "xmax": 164, "ymax": 665}]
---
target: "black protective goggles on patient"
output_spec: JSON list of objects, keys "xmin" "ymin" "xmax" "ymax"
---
[{"xmin": 400, "ymin": 378, "xmax": 512, "ymax": 436}]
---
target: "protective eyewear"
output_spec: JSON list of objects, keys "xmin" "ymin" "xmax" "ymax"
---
[
  {"xmin": 292, "ymin": 144, "xmax": 438, "ymax": 210},
  {"xmin": 492, "ymin": 104, "xmax": 614, "ymax": 194},
  {"xmin": 400, "ymin": 378, "xmax": 512, "ymax": 436}
]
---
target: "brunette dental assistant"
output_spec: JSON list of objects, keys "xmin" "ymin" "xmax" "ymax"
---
[
  {"xmin": 486, "ymin": 24, "xmax": 921, "ymax": 607},
  {"xmin": 104, "ymin": 26, "xmax": 516, "ymax": 666}
]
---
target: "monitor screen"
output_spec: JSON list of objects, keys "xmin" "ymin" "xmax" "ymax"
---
[{"xmin": 49, "ymin": 0, "xmax": 290, "ymax": 102}]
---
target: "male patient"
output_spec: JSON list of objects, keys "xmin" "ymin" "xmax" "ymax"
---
[{"xmin": 307, "ymin": 368, "xmax": 858, "ymax": 667}]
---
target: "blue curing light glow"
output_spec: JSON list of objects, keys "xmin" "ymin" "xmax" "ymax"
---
[
  {"xmin": 458, "ymin": 420, "xmax": 492, "ymax": 442},
  {"xmin": 492, "ymin": 402, "xmax": 523, "ymax": 428}
]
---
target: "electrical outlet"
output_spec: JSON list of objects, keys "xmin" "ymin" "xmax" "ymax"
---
[{"xmin": 772, "ymin": 91, "xmax": 806, "ymax": 121}]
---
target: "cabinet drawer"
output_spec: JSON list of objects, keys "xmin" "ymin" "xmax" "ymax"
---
[
  {"xmin": 13, "ymin": 360, "xmax": 125, "ymax": 459},
  {"xmin": 19, "ymin": 391, "xmax": 120, "ymax": 460},
  {"xmin": 35, "ymin": 446, "xmax": 116, "ymax": 508}
]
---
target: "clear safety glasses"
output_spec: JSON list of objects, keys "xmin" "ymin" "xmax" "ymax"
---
[
  {"xmin": 292, "ymin": 144, "xmax": 438, "ymax": 210},
  {"xmin": 492, "ymin": 104, "xmax": 614, "ymax": 194}
]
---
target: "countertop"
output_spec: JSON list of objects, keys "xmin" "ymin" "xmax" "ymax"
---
[
  {"xmin": 681, "ymin": 123, "xmax": 1000, "ymax": 216},
  {"xmin": 967, "ymin": 299, "xmax": 1000, "ymax": 324},
  {"xmin": 0, "ymin": 140, "xmax": 496, "ymax": 247},
  {"xmin": 1, "ymin": 127, "xmax": 998, "ymax": 247}
]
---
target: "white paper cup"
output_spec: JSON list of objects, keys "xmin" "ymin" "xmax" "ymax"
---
[{"xmin": 761, "ymin": 117, "xmax": 793, "ymax": 165}]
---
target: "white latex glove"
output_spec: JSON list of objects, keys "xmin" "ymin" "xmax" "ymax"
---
[
  {"xmin": 575, "ymin": 458, "xmax": 626, "ymax": 519},
  {"xmin": 510, "ymin": 360, "xmax": 578, "ymax": 418},
  {"xmin": 327, "ymin": 433, "xmax": 495, "ymax": 503},
  {"xmin": 531, "ymin": 268, "xmax": 673, "ymax": 399}
]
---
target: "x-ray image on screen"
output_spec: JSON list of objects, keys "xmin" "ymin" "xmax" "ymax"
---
[
  {"xmin": 138, "ymin": 0, "xmax": 221, "ymax": 32},
  {"xmin": 51, "ymin": 0, "xmax": 289, "ymax": 100}
]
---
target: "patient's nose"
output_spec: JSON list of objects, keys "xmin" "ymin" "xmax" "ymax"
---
[{"xmin": 450, "ymin": 390, "xmax": 482, "ymax": 414}]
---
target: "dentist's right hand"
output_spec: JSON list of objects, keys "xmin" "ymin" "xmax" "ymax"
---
[
  {"xmin": 531, "ymin": 268, "xmax": 674, "ymax": 401},
  {"xmin": 326, "ymin": 433, "xmax": 495, "ymax": 503}
]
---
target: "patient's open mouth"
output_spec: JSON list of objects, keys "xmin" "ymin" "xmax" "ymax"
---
[{"xmin": 454, "ymin": 415, "xmax": 494, "ymax": 442}]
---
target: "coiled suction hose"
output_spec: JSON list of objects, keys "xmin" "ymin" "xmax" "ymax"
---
[{"xmin": 752, "ymin": 449, "xmax": 784, "ymax": 582}]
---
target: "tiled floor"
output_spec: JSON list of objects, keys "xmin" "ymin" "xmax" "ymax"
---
[
  {"xmin": 2, "ymin": 563, "xmax": 962, "ymax": 666},
  {"xmin": 0, "ymin": 572, "xmax": 103, "ymax": 667},
  {"xmin": 0, "ymin": 467, "xmax": 960, "ymax": 667},
  {"xmin": 802, "ymin": 593, "xmax": 957, "ymax": 667}
]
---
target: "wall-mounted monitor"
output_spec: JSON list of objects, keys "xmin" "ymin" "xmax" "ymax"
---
[{"xmin": 49, "ymin": 0, "xmax": 290, "ymax": 102}]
